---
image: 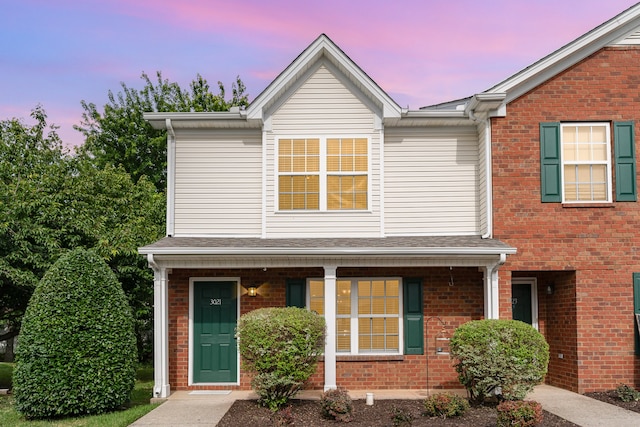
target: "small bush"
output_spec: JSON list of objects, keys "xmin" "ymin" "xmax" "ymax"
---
[
  {"xmin": 423, "ymin": 392, "xmax": 469, "ymax": 418},
  {"xmin": 450, "ymin": 319, "xmax": 549, "ymax": 403},
  {"xmin": 272, "ymin": 404, "xmax": 295, "ymax": 426},
  {"xmin": 391, "ymin": 406, "xmax": 414, "ymax": 426},
  {"xmin": 13, "ymin": 248, "xmax": 137, "ymax": 418},
  {"xmin": 616, "ymin": 384, "xmax": 640, "ymax": 402},
  {"xmin": 236, "ymin": 307, "xmax": 325, "ymax": 411},
  {"xmin": 320, "ymin": 388, "xmax": 353, "ymax": 422},
  {"xmin": 496, "ymin": 400, "xmax": 543, "ymax": 427}
]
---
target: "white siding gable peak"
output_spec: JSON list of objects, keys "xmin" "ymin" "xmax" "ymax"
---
[{"xmin": 246, "ymin": 34, "xmax": 403, "ymax": 122}]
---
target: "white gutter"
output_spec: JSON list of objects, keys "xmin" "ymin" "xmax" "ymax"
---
[
  {"xmin": 139, "ymin": 246, "xmax": 516, "ymax": 256},
  {"xmin": 165, "ymin": 119, "xmax": 175, "ymax": 237}
]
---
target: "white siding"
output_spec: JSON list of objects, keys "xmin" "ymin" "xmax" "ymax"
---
[
  {"xmin": 612, "ymin": 30, "xmax": 640, "ymax": 45},
  {"xmin": 173, "ymin": 129, "xmax": 262, "ymax": 236},
  {"xmin": 265, "ymin": 63, "xmax": 382, "ymax": 238},
  {"xmin": 384, "ymin": 127, "xmax": 480, "ymax": 235}
]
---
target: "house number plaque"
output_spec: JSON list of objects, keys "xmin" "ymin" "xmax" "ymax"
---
[{"xmin": 210, "ymin": 298, "xmax": 222, "ymax": 306}]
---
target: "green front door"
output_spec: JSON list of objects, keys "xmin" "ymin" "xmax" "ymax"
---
[
  {"xmin": 512, "ymin": 282, "xmax": 533, "ymax": 325},
  {"xmin": 193, "ymin": 281, "xmax": 237, "ymax": 383}
]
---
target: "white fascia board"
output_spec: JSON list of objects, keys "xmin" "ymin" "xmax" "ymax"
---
[
  {"xmin": 138, "ymin": 246, "xmax": 516, "ymax": 256},
  {"xmin": 487, "ymin": 4, "xmax": 640, "ymax": 102}
]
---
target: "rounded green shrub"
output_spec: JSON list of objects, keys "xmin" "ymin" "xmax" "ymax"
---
[
  {"xmin": 13, "ymin": 248, "xmax": 137, "ymax": 418},
  {"xmin": 236, "ymin": 307, "xmax": 325, "ymax": 411},
  {"xmin": 449, "ymin": 319, "xmax": 549, "ymax": 403}
]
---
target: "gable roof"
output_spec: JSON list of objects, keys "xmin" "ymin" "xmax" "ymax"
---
[
  {"xmin": 245, "ymin": 34, "xmax": 403, "ymax": 121},
  {"xmin": 485, "ymin": 3, "xmax": 640, "ymax": 106}
]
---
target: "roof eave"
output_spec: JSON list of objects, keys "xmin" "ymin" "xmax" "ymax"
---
[
  {"xmin": 138, "ymin": 246, "xmax": 516, "ymax": 256},
  {"xmin": 486, "ymin": 4, "xmax": 640, "ymax": 102}
]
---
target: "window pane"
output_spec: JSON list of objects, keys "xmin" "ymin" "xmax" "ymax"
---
[
  {"xmin": 279, "ymin": 139, "xmax": 292, "ymax": 155},
  {"xmin": 592, "ymin": 143, "xmax": 607, "ymax": 161},
  {"xmin": 372, "ymin": 280, "xmax": 385, "ymax": 296},
  {"xmin": 591, "ymin": 126, "xmax": 607, "ymax": 142},
  {"xmin": 355, "ymin": 138, "xmax": 368, "ymax": 154},
  {"xmin": 358, "ymin": 297, "xmax": 370, "ymax": 315},
  {"xmin": 309, "ymin": 280, "xmax": 324, "ymax": 315},
  {"xmin": 563, "ymin": 126, "xmax": 576, "ymax": 143},
  {"xmin": 386, "ymin": 297, "xmax": 399, "ymax": 315},
  {"xmin": 327, "ymin": 156, "xmax": 340, "ymax": 172},
  {"xmin": 386, "ymin": 335, "xmax": 399, "ymax": 351},
  {"xmin": 371, "ymin": 298, "xmax": 385, "ymax": 314},
  {"xmin": 577, "ymin": 126, "xmax": 591, "ymax": 143},
  {"xmin": 337, "ymin": 281, "xmax": 351, "ymax": 315},
  {"xmin": 337, "ymin": 318, "xmax": 350, "ymax": 352},
  {"xmin": 387, "ymin": 280, "xmax": 399, "ymax": 296},
  {"xmin": 327, "ymin": 138, "xmax": 339, "ymax": 155}
]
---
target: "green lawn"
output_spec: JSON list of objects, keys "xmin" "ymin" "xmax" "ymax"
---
[{"xmin": 0, "ymin": 364, "xmax": 160, "ymax": 426}]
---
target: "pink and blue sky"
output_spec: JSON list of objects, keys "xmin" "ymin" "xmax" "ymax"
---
[{"xmin": 2, "ymin": 0, "xmax": 638, "ymax": 147}]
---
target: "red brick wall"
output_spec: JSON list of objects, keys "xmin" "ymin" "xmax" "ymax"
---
[
  {"xmin": 491, "ymin": 46, "xmax": 640, "ymax": 392},
  {"xmin": 166, "ymin": 267, "xmax": 484, "ymax": 391}
]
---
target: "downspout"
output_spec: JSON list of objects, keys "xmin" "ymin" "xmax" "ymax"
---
[
  {"xmin": 148, "ymin": 253, "xmax": 170, "ymax": 398},
  {"xmin": 165, "ymin": 119, "xmax": 176, "ymax": 237},
  {"xmin": 484, "ymin": 253, "xmax": 507, "ymax": 319},
  {"xmin": 481, "ymin": 118, "xmax": 494, "ymax": 239}
]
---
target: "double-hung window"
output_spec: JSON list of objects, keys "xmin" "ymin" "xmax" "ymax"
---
[
  {"xmin": 540, "ymin": 121, "xmax": 636, "ymax": 203},
  {"xmin": 309, "ymin": 278, "xmax": 401, "ymax": 355},
  {"xmin": 278, "ymin": 137, "xmax": 368, "ymax": 211},
  {"xmin": 561, "ymin": 123, "xmax": 611, "ymax": 202}
]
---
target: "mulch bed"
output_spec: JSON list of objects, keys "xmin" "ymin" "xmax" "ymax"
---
[
  {"xmin": 217, "ymin": 398, "xmax": 579, "ymax": 426},
  {"xmin": 585, "ymin": 390, "xmax": 640, "ymax": 414}
]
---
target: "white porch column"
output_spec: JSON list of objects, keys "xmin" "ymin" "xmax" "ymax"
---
[
  {"xmin": 323, "ymin": 265, "xmax": 337, "ymax": 391},
  {"xmin": 149, "ymin": 255, "xmax": 170, "ymax": 398},
  {"xmin": 483, "ymin": 254, "xmax": 506, "ymax": 319}
]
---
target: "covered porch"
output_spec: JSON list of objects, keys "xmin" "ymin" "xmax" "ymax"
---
[{"xmin": 139, "ymin": 236, "xmax": 515, "ymax": 398}]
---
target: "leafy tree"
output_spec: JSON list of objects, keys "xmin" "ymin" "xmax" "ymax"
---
[
  {"xmin": 76, "ymin": 71, "xmax": 249, "ymax": 191},
  {"xmin": 0, "ymin": 107, "xmax": 164, "ymax": 361},
  {"xmin": 13, "ymin": 248, "xmax": 137, "ymax": 418}
]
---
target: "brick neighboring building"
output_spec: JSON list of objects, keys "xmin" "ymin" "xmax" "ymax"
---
[{"xmin": 486, "ymin": 34, "xmax": 640, "ymax": 392}]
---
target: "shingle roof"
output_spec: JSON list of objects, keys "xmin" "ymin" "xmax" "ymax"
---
[{"xmin": 139, "ymin": 235, "xmax": 515, "ymax": 255}]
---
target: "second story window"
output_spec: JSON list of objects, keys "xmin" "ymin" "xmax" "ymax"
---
[
  {"xmin": 278, "ymin": 138, "xmax": 320, "ymax": 210},
  {"xmin": 278, "ymin": 137, "xmax": 369, "ymax": 211},
  {"xmin": 561, "ymin": 123, "xmax": 611, "ymax": 202}
]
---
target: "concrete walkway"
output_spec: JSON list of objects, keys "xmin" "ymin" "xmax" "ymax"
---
[
  {"xmin": 529, "ymin": 385, "xmax": 640, "ymax": 427},
  {"xmin": 130, "ymin": 385, "xmax": 640, "ymax": 427}
]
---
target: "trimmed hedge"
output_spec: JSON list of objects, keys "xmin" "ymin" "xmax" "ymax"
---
[
  {"xmin": 450, "ymin": 319, "xmax": 549, "ymax": 403},
  {"xmin": 13, "ymin": 248, "xmax": 137, "ymax": 418},
  {"xmin": 236, "ymin": 307, "xmax": 325, "ymax": 410}
]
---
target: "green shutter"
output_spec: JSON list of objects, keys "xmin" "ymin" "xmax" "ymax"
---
[
  {"xmin": 540, "ymin": 122, "xmax": 562, "ymax": 202},
  {"xmin": 614, "ymin": 121, "xmax": 637, "ymax": 202},
  {"xmin": 634, "ymin": 273, "xmax": 640, "ymax": 355},
  {"xmin": 403, "ymin": 278, "xmax": 424, "ymax": 355},
  {"xmin": 286, "ymin": 279, "xmax": 306, "ymax": 308}
]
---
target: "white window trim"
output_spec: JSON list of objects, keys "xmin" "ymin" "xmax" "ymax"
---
[
  {"xmin": 307, "ymin": 277, "xmax": 404, "ymax": 356},
  {"xmin": 275, "ymin": 136, "xmax": 371, "ymax": 212},
  {"xmin": 560, "ymin": 122, "xmax": 612, "ymax": 203}
]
